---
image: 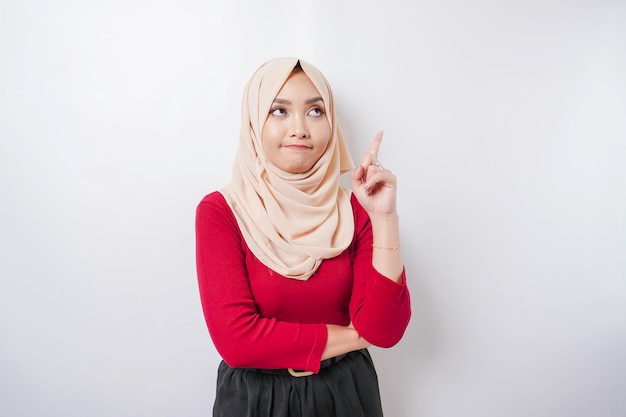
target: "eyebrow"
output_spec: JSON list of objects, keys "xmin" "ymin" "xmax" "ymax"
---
[{"xmin": 272, "ymin": 96, "xmax": 324, "ymax": 105}]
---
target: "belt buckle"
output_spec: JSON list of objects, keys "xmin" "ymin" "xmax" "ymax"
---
[{"xmin": 288, "ymin": 368, "xmax": 314, "ymax": 377}]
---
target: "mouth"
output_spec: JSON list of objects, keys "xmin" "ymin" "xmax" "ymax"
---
[{"xmin": 284, "ymin": 144, "xmax": 312, "ymax": 150}]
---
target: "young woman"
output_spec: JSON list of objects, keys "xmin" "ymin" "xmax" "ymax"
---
[{"xmin": 196, "ymin": 57, "xmax": 411, "ymax": 417}]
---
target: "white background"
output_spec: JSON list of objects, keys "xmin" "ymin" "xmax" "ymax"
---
[{"xmin": 1, "ymin": 1, "xmax": 625, "ymax": 416}]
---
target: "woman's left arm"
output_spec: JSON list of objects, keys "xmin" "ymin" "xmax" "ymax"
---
[
  {"xmin": 352, "ymin": 131, "xmax": 404, "ymax": 282},
  {"xmin": 349, "ymin": 132, "xmax": 411, "ymax": 347}
]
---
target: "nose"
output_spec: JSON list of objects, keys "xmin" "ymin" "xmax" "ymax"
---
[{"xmin": 290, "ymin": 114, "xmax": 310, "ymax": 139}]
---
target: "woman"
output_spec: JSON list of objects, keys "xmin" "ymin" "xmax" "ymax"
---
[{"xmin": 196, "ymin": 57, "xmax": 411, "ymax": 417}]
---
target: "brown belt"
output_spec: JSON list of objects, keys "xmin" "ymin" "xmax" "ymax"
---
[{"xmin": 253, "ymin": 353, "xmax": 349, "ymax": 378}]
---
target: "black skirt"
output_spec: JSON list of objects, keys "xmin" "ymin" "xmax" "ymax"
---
[{"xmin": 213, "ymin": 348, "xmax": 384, "ymax": 417}]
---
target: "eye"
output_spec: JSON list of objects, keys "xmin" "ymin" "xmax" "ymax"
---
[
  {"xmin": 308, "ymin": 106, "xmax": 325, "ymax": 117},
  {"xmin": 270, "ymin": 107, "xmax": 287, "ymax": 116}
]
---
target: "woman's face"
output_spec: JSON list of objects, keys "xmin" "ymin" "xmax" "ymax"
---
[{"xmin": 261, "ymin": 70, "xmax": 331, "ymax": 174}]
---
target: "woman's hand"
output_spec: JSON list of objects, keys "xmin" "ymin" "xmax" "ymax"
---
[
  {"xmin": 322, "ymin": 323, "xmax": 371, "ymax": 360},
  {"xmin": 351, "ymin": 131, "xmax": 398, "ymax": 217}
]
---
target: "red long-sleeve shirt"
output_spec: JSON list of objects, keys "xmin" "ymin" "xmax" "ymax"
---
[{"xmin": 196, "ymin": 191, "xmax": 411, "ymax": 373}]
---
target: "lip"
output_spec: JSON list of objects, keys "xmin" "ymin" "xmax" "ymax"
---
[{"xmin": 284, "ymin": 144, "xmax": 312, "ymax": 150}]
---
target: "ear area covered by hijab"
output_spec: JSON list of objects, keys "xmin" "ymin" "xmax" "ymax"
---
[{"xmin": 221, "ymin": 57, "xmax": 356, "ymax": 280}]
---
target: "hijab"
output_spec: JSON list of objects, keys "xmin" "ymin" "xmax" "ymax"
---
[{"xmin": 221, "ymin": 57, "xmax": 355, "ymax": 280}]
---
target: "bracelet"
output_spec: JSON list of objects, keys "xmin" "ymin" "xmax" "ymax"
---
[{"xmin": 372, "ymin": 244, "xmax": 400, "ymax": 251}]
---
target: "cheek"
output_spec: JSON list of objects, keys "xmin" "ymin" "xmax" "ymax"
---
[
  {"xmin": 318, "ymin": 123, "xmax": 332, "ymax": 147},
  {"xmin": 261, "ymin": 121, "xmax": 279, "ymax": 150},
  {"xmin": 313, "ymin": 126, "xmax": 332, "ymax": 162}
]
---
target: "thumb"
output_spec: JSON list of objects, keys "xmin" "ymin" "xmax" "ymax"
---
[{"xmin": 351, "ymin": 165, "xmax": 365, "ymax": 189}]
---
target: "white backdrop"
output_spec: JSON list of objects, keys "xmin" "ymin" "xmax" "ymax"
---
[{"xmin": 1, "ymin": 1, "xmax": 625, "ymax": 416}]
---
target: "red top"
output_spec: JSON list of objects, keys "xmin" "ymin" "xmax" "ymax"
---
[{"xmin": 196, "ymin": 191, "xmax": 411, "ymax": 373}]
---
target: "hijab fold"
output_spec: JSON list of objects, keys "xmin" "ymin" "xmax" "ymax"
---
[{"xmin": 221, "ymin": 57, "xmax": 355, "ymax": 280}]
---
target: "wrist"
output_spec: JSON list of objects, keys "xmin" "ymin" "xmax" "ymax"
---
[
  {"xmin": 369, "ymin": 213, "xmax": 400, "ymax": 236},
  {"xmin": 370, "ymin": 214, "xmax": 400, "ymax": 246},
  {"xmin": 368, "ymin": 212, "xmax": 399, "ymax": 222}
]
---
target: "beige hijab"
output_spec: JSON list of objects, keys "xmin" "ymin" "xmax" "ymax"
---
[{"xmin": 221, "ymin": 57, "xmax": 355, "ymax": 280}]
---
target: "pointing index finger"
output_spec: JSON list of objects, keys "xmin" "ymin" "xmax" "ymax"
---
[
  {"xmin": 359, "ymin": 131, "xmax": 385, "ymax": 169},
  {"xmin": 360, "ymin": 131, "xmax": 383, "ymax": 169},
  {"xmin": 368, "ymin": 131, "xmax": 384, "ymax": 162}
]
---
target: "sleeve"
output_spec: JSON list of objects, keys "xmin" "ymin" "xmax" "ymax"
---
[
  {"xmin": 195, "ymin": 193, "xmax": 327, "ymax": 373},
  {"xmin": 349, "ymin": 196, "xmax": 412, "ymax": 347}
]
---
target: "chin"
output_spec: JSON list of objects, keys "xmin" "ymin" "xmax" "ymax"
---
[{"xmin": 283, "ymin": 163, "xmax": 314, "ymax": 174}]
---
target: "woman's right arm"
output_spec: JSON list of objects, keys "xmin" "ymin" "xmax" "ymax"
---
[
  {"xmin": 196, "ymin": 193, "xmax": 328, "ymax": 372},
  {"xmin": 197, "ymin": 193, "xmax": 370, "ymax": 368}
]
